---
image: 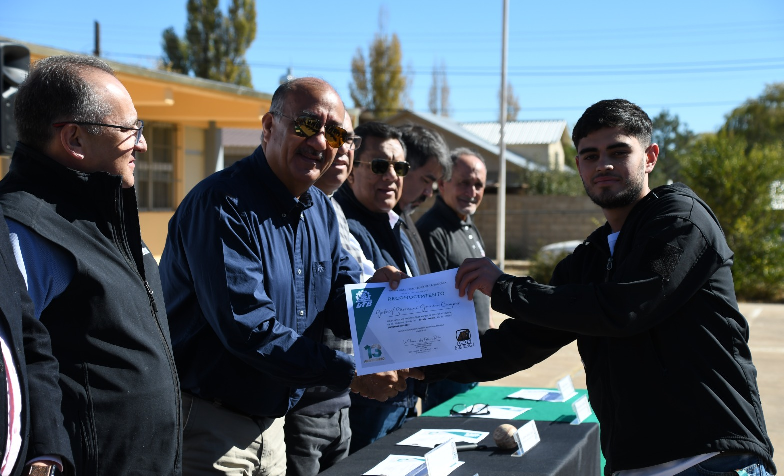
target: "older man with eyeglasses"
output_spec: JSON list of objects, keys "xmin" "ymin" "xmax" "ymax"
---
[
  {"xmin": 333, "ymin": 121, "xmax": 427, "ymax": 453},
  {"xmin": 0, "ymin": 55, "xmax": 180, "ymax": 475},
  {"xmin": 159, "ymin": 78, "xmax": 421, "ymax": 476}
]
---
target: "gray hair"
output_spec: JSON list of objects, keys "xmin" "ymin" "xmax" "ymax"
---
[
  {"xmin": 447, "ymin": 147, "xmax": 486, "ymax": 181},
  {"xmin": 397, "ymin": 124, "xmax": 451, "ymax": 180},
  {"xmin": 15, "ymin": 55, "xmax": 116, "ymax": 147}
]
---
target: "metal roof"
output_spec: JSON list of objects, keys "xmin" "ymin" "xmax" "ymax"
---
[
  {"xmin": 460, "ymin": 120, "xmax": 567, "ymax": 145},
  {"xmin": 386, "ymin": 110, "xmax": 547, "ymax": 172}
]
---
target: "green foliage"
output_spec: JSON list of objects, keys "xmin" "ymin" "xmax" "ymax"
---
[
  {"xmin": 649, "ymin": 110, "xmax": 695, "ymax": 188},
  {"xmin": 722, "ymin": 82, "xmax": 784, "ymax": 148},
  {"xmin": 350, "ymin": 10, "xmax": 408, "ymax": 119},
  {"xmin": 529, "ymin": 250, "xmax": 570, "ymax": 284},
  {"xmin": 514, "ymin": 168, "xmax": 585, "ymax": 196},
  {"xmin": 161, "ymin": 0, "xmax": 256, "ymax": 87},
  {"xmin": 561, "ymin": 128, "xmax": 577, "ymax": 171},
  {"xmin": 680, "ymin": 134, "xmax": 784, "ymax": 300}
]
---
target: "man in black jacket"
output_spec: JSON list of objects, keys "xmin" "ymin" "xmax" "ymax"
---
[
  {"xmin": 0, "ymin": 55, "xmax": 181, "ymax": 475},
  {"xmin": 426, "ymin": 99, "xmax": 775, "ymax": 475},
  {"xmin": 0, "ymin": 206, "xmax": 70, "ymax": 476}
]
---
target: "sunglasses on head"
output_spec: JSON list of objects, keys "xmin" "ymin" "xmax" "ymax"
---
[
  {"xmin": 353, "ymin": 158, "xmax": 411, "ymax": 177},
  {"xmin": 276, "ymin": 112, "xmax": 352, "ymax": 149}
]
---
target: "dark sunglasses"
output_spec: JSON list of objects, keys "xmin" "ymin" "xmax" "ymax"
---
[
  {"xmin": 354, "ymin": 158, "xmax": 411, "ymax": 177},
  {"xmin": 276, "ymin": 113, "xmax": 350, "ymax": 149}
]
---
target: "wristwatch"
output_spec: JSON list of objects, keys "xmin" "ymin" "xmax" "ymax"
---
[{"xmin": 26, "ymin": 464, "xmax": 60, "ymax": 476}]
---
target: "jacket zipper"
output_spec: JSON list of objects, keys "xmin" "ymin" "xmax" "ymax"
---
[{"xmin": 112, "ymin": 186, "xmax": 183, "ymax": 469}]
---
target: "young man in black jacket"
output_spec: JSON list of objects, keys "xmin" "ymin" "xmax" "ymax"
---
[{"xmin": 424, "ymin": 99, "xmax": 775, "ymax": 475}]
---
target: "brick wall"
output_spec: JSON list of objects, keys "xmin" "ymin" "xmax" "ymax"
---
[{"xmin": 412, "ymin": 194, "xmax": 606, "ymax": 259}]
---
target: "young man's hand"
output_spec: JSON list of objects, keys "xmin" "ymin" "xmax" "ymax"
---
[{"xmin": 455, "ymin": 257, "xmax": 504, "ymax": 300}]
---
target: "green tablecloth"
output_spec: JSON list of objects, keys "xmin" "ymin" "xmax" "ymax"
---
[
  {"xmin": 423, "ymin": 385, "xmax": 599, "ymax": 424},
  {"xmin": 423, "ymin": 385, "xmax": 605, "ymax": 472}
]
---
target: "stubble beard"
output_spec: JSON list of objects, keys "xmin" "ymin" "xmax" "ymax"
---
[{"xmin": 583, "ymin": 167, "xmax": 645, "ymax": 210}]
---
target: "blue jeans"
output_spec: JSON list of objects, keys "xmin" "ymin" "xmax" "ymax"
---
[
  {"xmin": 348, "ymin": 404, "xmax": 407, "ymax": 454},
  {"xmin": 674, "ymin": 452, "xmax": 774, "ymax": 475}
]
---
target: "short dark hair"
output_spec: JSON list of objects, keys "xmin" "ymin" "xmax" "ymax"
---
[
  {"xmin": 397, "ymin": 124, "xmax": 451, "ymax": 180},
  {"xmin": 572, "ymin": 99, "xmax": 652, "ymax": 150},
  {"xmin": 15, "ymin": 55, "xmax": 115, "ymax": 147},
  {"xmin": 353, "ymin": 122, "xmax": 407, "ymax": 161}
]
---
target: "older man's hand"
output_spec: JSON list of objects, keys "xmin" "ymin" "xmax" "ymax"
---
[
  {"xmin": 350, "ymin": 368, "xmax": 425, "ymax": 402},
  {"xmin": 367, "ymin": 265, "xmax": 408, "ymax": 290}
]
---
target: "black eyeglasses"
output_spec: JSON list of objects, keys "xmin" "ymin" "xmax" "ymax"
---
[
  {"xmin": 274, "ymin": 112, "xmax": 350, "ymax": 149},
  {"xmin": 52, "ymin": 120, "xmax": 144, "ymax": 145},
  {"xmin": 354, "ymin": 158, "xmax": 410, "ymax": 177},
  {"xmin": 449, "ymin": 403, "xmax": 490, "ymax": 416}
]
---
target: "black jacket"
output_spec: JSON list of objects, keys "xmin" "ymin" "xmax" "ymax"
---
[
  {"xmin": 0, "ymin": 143, "xmax": 182, "ymax": 475},
  {"xmin": 428, "ymin": 183, "xmax": 775, "ymax": 474},
  {"xmin": 0, "ymin": 204, "xmax": 72, "ymax": 476}
]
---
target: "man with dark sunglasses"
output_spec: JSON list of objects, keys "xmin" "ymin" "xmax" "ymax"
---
[
  {"xmin": 284, "ymin": 111, "xmax": 374, "ymax": 476},
  {"xmin": 0, "ymin": 55, "xmax": 179, "ymax": 475},
  {"xmin": 333, "ymin": 122, "xmax": 426, "ymax": 453},
  {"xmin": 160, "ymin": 79, "xmax": 420, "ymax": 476}
]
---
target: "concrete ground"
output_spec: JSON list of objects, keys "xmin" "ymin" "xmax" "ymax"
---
[{"xmin": 480, "ymin": 302, "xmax": 783, "ymax": 471}]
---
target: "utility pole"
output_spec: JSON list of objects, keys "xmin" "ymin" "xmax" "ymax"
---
[
  {"xmin": 93, "ymin": 21, "xmax": 100, "ymax": 57},
  {"xmin": 496, "ymin": 0, "xmax": 509, "ymax": 270}
]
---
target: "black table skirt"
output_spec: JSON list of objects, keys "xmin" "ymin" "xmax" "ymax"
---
[{"xmin": 319, "ymin": 416, "xmax": 600, "ymax": 476}]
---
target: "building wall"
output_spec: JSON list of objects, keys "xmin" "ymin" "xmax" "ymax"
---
[{"xmin": 412, "ymin": 194, "xmax": 605, "ymax": 260}]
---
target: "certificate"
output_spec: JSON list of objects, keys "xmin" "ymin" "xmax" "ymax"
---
[{"xmin": 345, "ymin": 269, "xmax": 482, "ymax": 375}]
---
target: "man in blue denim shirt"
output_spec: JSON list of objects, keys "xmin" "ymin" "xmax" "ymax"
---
[{"xmin": 160, "ymin": 78, "xmax": 420, "ymax": 476}]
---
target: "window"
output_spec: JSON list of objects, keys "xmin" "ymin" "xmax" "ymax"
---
[{"xmin": 136, "ymin": 122, "xmax": 175, "ymax": 210}]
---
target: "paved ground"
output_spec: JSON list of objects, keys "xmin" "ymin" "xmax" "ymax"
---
[{"xmin": 480, "ymin": 302, "xmax": 783, "ymax": 471}]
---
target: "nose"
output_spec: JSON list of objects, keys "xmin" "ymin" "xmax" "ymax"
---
[
  {"xmin": 134, "ymin": 133, "xmax": 148, "ymax": 153},
  {"xmin": 383, "ymin": 162, "xmax": 399, "ymax": 180},
  {"xmin": 596, "ymin": 153, "xmax": 613, "ymax": 170}
]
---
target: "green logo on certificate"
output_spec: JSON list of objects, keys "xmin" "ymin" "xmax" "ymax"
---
[{"xmin": 352, "ymin": 287, "xmax": 385, "ymax": 342}]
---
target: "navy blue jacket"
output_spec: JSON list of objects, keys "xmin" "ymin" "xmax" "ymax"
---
[
  {"xmin": 161, "ymin": 146, "xmax": 360, "ymax": 418},
  {"xmin": 334, "ymin": 184, "xmax": 423, "ymax": 408}
]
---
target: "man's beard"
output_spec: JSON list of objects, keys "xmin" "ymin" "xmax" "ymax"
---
[{"xmin": 583, "ymin": 168, "xmax": 644, "ymax": 209}]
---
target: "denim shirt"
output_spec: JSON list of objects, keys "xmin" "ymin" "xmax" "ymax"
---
[{"xmin": 160, "ymin": 146, "xmax": 361, "ymax": 418}]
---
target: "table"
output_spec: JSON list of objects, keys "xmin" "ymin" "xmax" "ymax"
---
[
  {"xmin": 320, "ymin": 416, "xmax": 599, "ymax": 476},
  {"xmin": 423, "ymin": 386, "xmax": 599, "ymax": 425},
  {"xmin": 320, "ymin": 389, "xmax": 601, "ymax": 476}
]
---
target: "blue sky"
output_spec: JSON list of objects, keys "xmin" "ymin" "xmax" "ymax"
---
[{"xmin": 2, "ymin": 0, "xmax": 782, "ymax": 134}]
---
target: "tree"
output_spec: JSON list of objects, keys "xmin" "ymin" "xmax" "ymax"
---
[
  {"xmin": 722, "ymin": 82, "xmax": 784, "ymax": 148},
  {"xmin": 428, "ymin": 59, "xmax": 450, "ymax": 117},
  {"xmin": 349, "ymin": 9, "xmax": 409, "ymax": 119},
  {"xmin": 499, "ymin": 83, "xmax": 521, "ymax": 121},
  {"xmin": 680, "ymin": 134, "xmax": 784, "ymax": 300},
  {"xmin": 649, "ymin": 110, "xmax": 695, "ymax": 188},
  {"xmin": 161, "ymin": 0, "xmax": 256, "ymax": 87}
]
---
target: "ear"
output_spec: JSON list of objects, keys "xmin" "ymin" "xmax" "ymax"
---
[
  {"xmin": 574, "ymin": 154, "xmax": 580, "ymax": 169},
  {"xmin": 645, "ymin": 143, "xmax": 659, "ymax": 173},
  {"xmin": 437, "ymin": 178, "xmax": 446, "ymax": 190},
  {"xmin": 261, "ymin": 112, "xmax": 274, "ymax": 148},
  {"xmin": 56, "ymin": 124, "xmax": 87, "ymax": 162}
]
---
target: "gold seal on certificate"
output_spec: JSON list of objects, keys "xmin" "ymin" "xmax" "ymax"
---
[{"xmin": 345, "ymin": 269, "xmax": 482, "ymax": 375}]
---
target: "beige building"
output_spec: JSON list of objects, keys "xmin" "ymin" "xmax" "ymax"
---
[
  {"xmin": 460, "ymin": 120, "xmax": 568, "ymax": 171},
  {"xmin": 1, "ymin": 38, "xmax": 272, "ymax": 257}
]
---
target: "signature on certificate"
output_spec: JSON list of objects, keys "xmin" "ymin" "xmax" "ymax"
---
[{"xmin": 403, "ymin": 335, "xmax": 443, "ymax": 354}]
